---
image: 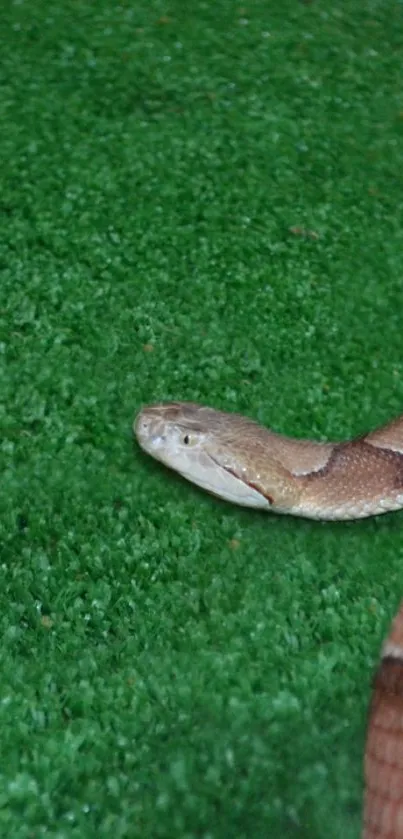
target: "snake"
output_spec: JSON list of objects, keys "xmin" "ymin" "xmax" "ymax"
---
[
  {"xmin": 365, "ymin": 602, "xmax": 403, "ymax": 838},
  {"xmin": 134, "ymin": 401, "xmax": 403, "ymax": 837}
]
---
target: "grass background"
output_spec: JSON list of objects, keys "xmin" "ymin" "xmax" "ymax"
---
[{"xmin": 2, "ymin": 0, "xmax": 403, "ymax": 836}]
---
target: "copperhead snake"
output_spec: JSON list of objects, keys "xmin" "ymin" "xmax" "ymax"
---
[{"xmin": 134, "ymin": 402, "xmax": 403, "ymax": 837}]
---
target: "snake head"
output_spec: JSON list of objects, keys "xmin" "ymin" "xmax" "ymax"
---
[
  {"xmin": 135, "ymin": 402, "xmax": 209, "ymax": 465},
  {"xmin": 134, "ymin": 402, "xmax": 286, "ymax": 509}
]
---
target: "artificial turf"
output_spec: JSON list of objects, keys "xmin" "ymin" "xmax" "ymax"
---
[{"xmin": 2, "ymin": 0, "xmax": 403, "ymax": 836}]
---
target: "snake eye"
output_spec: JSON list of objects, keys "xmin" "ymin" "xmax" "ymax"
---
[{"xmin": 182, "ymin": 432, "xmax": 199, "ymax": 447}]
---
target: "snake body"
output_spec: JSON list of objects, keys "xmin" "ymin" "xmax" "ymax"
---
[
  {"xmin": 365, "ymin": 603, "xmax": 403, "ymax": 838},
  {"xmin": 134, "ymin": 402, "xmax": 403, "ymax": 520},
  {"xmin": 134, "ymin": 401, "xmax": 403, "ymax": 836}
]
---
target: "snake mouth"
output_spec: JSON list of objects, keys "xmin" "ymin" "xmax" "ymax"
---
[{"xmin": 207, "ymin": 453, "xmax": 274, "ymax": 506}]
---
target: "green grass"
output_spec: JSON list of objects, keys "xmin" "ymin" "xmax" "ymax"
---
[{"xmin": 2, "ymin": 0, "xmax": 403, "ymax": 836}]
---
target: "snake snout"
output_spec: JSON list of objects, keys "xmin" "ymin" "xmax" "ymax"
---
[
  {"xmin": 134, "ymin": 409, "xmax": 154, "ymax": 441},
  {"xmin": 133, "ymin": 410, "xmax": 145, "ymax": 435},
  {"xmin": 133, "ymin": 407, "xmax": 168, "ymax": 455}
]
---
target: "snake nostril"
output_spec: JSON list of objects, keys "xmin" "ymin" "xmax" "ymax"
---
[{"xmin": 133, "ymin": 412, "xmax": 147, "ymax": 438}]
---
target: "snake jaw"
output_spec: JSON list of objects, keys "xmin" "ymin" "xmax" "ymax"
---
[{"xmin": 207, "ymin": 452, "xmax": 274, "ymax": 506}]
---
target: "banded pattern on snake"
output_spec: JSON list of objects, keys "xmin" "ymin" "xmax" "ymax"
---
[{"xmin": 134, "ymin": 402, "xmax": 403, "ymax": 837}]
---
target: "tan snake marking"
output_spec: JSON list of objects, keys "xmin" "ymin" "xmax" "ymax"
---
[{"xmin": 134, "ymin": 402, "xmax": 403, "ymax": 837}]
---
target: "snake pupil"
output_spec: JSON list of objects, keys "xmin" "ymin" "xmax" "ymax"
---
[{"xmin": 184, "ymin": 435, "xmax": 190, "ymax": 445}]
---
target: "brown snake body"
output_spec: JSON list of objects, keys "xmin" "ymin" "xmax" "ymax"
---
[
  {"xmin": 135, "ymin": 403, "xmax": 403, "ymax": 520},
  {"xmin": 134, "ymin": 402, "xmax": 403, "ymax": 836},
  {"xmin": 365, "ymin": 603, "xmax": 403, "ymax": 838}
]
